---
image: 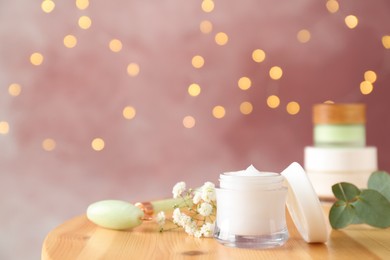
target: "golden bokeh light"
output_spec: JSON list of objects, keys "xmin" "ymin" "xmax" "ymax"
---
[
  {"xmin": 238, "ymin": 77, "xmax": 252, "ymax": 90},
  {"xmin": 286, "ymin": 102, "xmax": 300, "ymax": 115},
  {"xmin": 326, "ymin": 0, "xmax": 339, "ymax": 13},
  {"xmin": 382, "ymin": 35, "xmax": 390, "ymax": 49},
  {"xmin": 30, "ymin": 52, "xmax": 44, "ymax": 66},
  {"xmin": 78, "ymin": 16, "xmax": 92, "ymax": 29},
  {"xmin": 201, "ymin": 0, "xmax": 214, "ymax": 13},
  {"xmin": 183, "ymin": 116, "xmax": 196, "ymax": 128},
  {"xmin": 200, "ymin": 20, "xmax": 213, "ymax": 34},
  {"xmin": 76, "ymin": 0, "xmax": 89, "ymax": 10},
  {"xmin": 42, "ymin": 138, "xmax": 56, "ymax": 151},
  {"xmin": 360, "ymin": 81, "xmax": 373, "ymax": 95},
  {"xmin": 41, "ymin": 0, "xmax": 55, "ymax": 13},
  {"xmin": 188, "ymin": 83, "xmax": 201, "ymax": 97},
  {"xmin": 297, "ymin": 29, "xmax": 311, "ymax": 43},
  {"xmin": 269, "ymin": 66, "xmax": 283, "ymax": 80},
  {"xmin": 324, "ymin": 100, "xmax": 335, "ymax": 104},
  {"xmin": 192, "ymin": 55, "xmax": 205, "ymax": 69},
  {"xmin": 215, "ymin": 32, "xmax": 228, "ymax": 46},
  {"xmin": 240, "ymin": 101, "xmax": 253, "ymax": 115},
  {"xmin": 109, "ymin": 39, "xmax": 123, "ymax": 52},
  {"xmin": 91, "ymin": 138, "xmax": 105, "ymax": 151},
  {"xmin": 0, "ymin": 121, "xmax": 9, "ymax": 135},
  {"xmin": 345, "ymin": 15, "xmax": 358, "ymax": 29},
  {"xmin": 212, "ymin": 105, "xmax": 226, "ymax": 119},
  {"xmin": 122, "ymin": 106, "xmax": 136, "ymax": 120},
  {"xmin": 266, "ymin": 95, "xmax": 280, "ymax": 109},
  {"xmin": 364, "ymin": 70, "xmax": 377, "ymax": 83},
  {"xmin": 252, "ymin": 49, "xmax": 266, "ymax": 63},
  {"xmin": 127, "ymin": 63, "xmax": 140, "ymax": 77},
  {"xmin": 8, "ymin": 83, "xmax": 22, "ymax": 97},
  {"xmin": 63, "ymin": 35, "xmax": 77, "ymax": 48}
]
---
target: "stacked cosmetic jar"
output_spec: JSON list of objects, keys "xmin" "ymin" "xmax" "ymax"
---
[{"xmin": 304, "ymin": 103, "xmax": 378, "ymax": 199}]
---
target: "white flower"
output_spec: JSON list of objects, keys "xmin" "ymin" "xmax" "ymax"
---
[
  {"xmin": 200, "ymin": 222, "xmax": 215, "ymax": 237},
  {"xmin": 156, "ymin": 211, "xmax": 166, "ymax": 226},
  {"xmin": 201, "ymin": 182, "xmax": 216, "ymax": 202},
  {"xmin": 194, "ymin": 230, "xmax": 202, "ymax": 238},
  {"xmin": 192, "ymin": 191, "xmax": 202, "ymax": 204},
  {"xmin": 172, "ymin": 181, "xmax": 186, "ymax": 198},
  {"xmin": 183, "ymin": 219, "xmax": 197, "ymax": 235},
  {"xmin": 172, "ymin": 208, "xmax": 181, "ymax": 224},
  {"xmin": 197, "ymin": 202, "xmax": 213, "ymax": 217}
]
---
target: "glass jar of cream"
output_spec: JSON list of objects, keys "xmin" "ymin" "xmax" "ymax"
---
[
  {"xmin": 214, "ymin": 165, "xmax": 288, "ymax": 248},
  {"xmin": 214, "ymin": 163, "xmax": 330, "ymax": 248}
]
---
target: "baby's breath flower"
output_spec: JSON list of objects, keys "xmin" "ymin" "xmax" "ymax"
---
[
  {"xmin": 172, "ymin": 181, "xmax": 186, "ymax": 198},
  {"xmin": 197, "ymin": 202, "xmax": 213, "ymax": 217},
  {"xmin": 160, "ymin": 181, "xmax": 217, "ymax": 238},
  {"xmin": 200, "ymin": 222, "xmax": 215, "ymax": 237},
  {"xmin": 201, "ymin": 182, "xmax": 216, "ymax": 202},
  {"xmin": 192, "ymin": 191, "xmax": 202, "ymax": 204},
  {"xmin": 156, "ymin": 211, "xmax": 166, "ymax": 226},
  {"xmin": 172, "ymin": 208, "xmax": 181, "ymax": 224}
]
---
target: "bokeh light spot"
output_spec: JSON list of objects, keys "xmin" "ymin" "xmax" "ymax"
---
[
  {"xmin": 252, "ymin": 49, "xmax": 266, "ymax": 63},
  {"xmin": 360, "ymin": 81, "xmax": 373, "ymax": 95},
  {"xmin": 41, "ymin": 0, "xmax": 55, "ymax": 13},
  {"xmin": 42, "ymin": 138, "xmax": 56, "ymax": 151},
  {"xmin": 109, "ymin": 39, "xmax": 122, "ymax": 52},
  {"xmin": 364, "ymin": 70, "xmax": 377, "ymax": 83},
  {"xmin": 200, "ymin": 20, "xmax": 213, "ymax": 34},
  {"xmin": 201, "ymin": 0, "xmax": 214, "ymax": 13},
  {"xmin": 30, "ymin": 52, "xmax": 44, "ymax": 66},
  {"xmin": 240, "ymin": 102, "xmax": 253, "ymax": 115},
  {"xmin": 78, "ymin": 16, "xmax": 92, "ymax": 29},
  {"xmin": 127, "ymin": 63, "xmax": 140, "ymax": 77},
  {"xmin": 76, "ymin": 0, "xmax": 89, "ymax": 10},
  {"xmin": 183, "ymin": 116, "xmax": 196, "ymax": 128},
  {"xmin": 212, "ymin": 106, "xmax": 226, "ymax": 119},
  {"xmin": 91, "ymin": 138, "xmax": 105, "ymax": 151},
  {"xmin": 345, "ymin": 15, "xmax": 358, "ymax": 29},
  {"xmin": 326, "ymin": 0, "xmax": 339, "ymax": 13},
  {"xmin": 8, "ymin": 83, "xmax": 21, "ymax": 97},
  {"xmin": 188, "ymin": 83, "xmax": 201, "ymax": 97},
  {"xmin": 238, "ymin": 77, "xmax": 252, "ymax": 90},
  {"xmin": 122, "ymin": 106, "xmax": 136, "ymax": 120},
  {"xmin": 192, "ymin": 55, "xmax": 204, "ymax": 69},
  {"xmin": 0, "ymin": 121, "xmax": 9, "ymax": 135},
  {"xmin": 63, "ymin": 35, "xmax": 77, "ymax": 48},
  {"xmin": 269, "ymin": 66, "xmax": 283, "ymax": 80},
  {"xmin": 215, "ymin": 32, "xmax": 228, "ymax": 46},
  {"xmin": 324, "ymin": 100, "xmax": 335, "ymax": 104},
  {"xmin": 297, "ymin": 29, "xmax": 311, "ymax": 43},
  {"xmin": 286, "ymin": 102, "xmax": 300, "ymax": 115},
  {"xmin": 267, "ymin": 95, "xmax": 280, "ymax": 108},
  {"xmin": 382, "ymin": 35, "xmax": 390, "ymax": 49}
]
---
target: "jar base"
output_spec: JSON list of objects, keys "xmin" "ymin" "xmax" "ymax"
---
[{"xmin": 214, "ymin": 227, "xmax": 289, "ymax": 249}]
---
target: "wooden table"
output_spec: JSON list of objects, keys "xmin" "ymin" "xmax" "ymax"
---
[{"xmin": 42, "ymin": 206, "xmax": 390, "ymax": 259}]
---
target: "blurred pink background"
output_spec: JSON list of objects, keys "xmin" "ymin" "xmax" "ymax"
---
[{"xmin": 1, "ymin": 0, "xmax": 389, "ymax": 259}]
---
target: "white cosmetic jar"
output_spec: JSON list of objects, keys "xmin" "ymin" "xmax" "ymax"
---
[
  {"xmin": 214, "ymin": 163, "xmax": 330, "ymax": 249},
  {"xmin": 214, "ymin": 169, "xmax": 288, "ymax": 248}
]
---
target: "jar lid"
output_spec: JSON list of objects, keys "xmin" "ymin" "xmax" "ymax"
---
[
  {"xmin": 313, "ymin": 103, "xmax": 366, "ymax": 124},
  {"xmin": 281, "ymin": 162, "xmax": 330, "ymax": 243}
]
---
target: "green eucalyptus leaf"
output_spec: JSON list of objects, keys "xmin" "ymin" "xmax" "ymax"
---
[
  {"xmin": 332, "ymin": 182, "xmax": 361, "ymax": 201},
  {"xmin": 353, "ymin": 189, "xmax": 390, "ymax": 228},
  {"xmin": 367, "ymin": 171, "xmax": 390, "ymax": 202},
  {"xmin": 329, "ymin": 200, "xmax": 356, "ymax": 229}
]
